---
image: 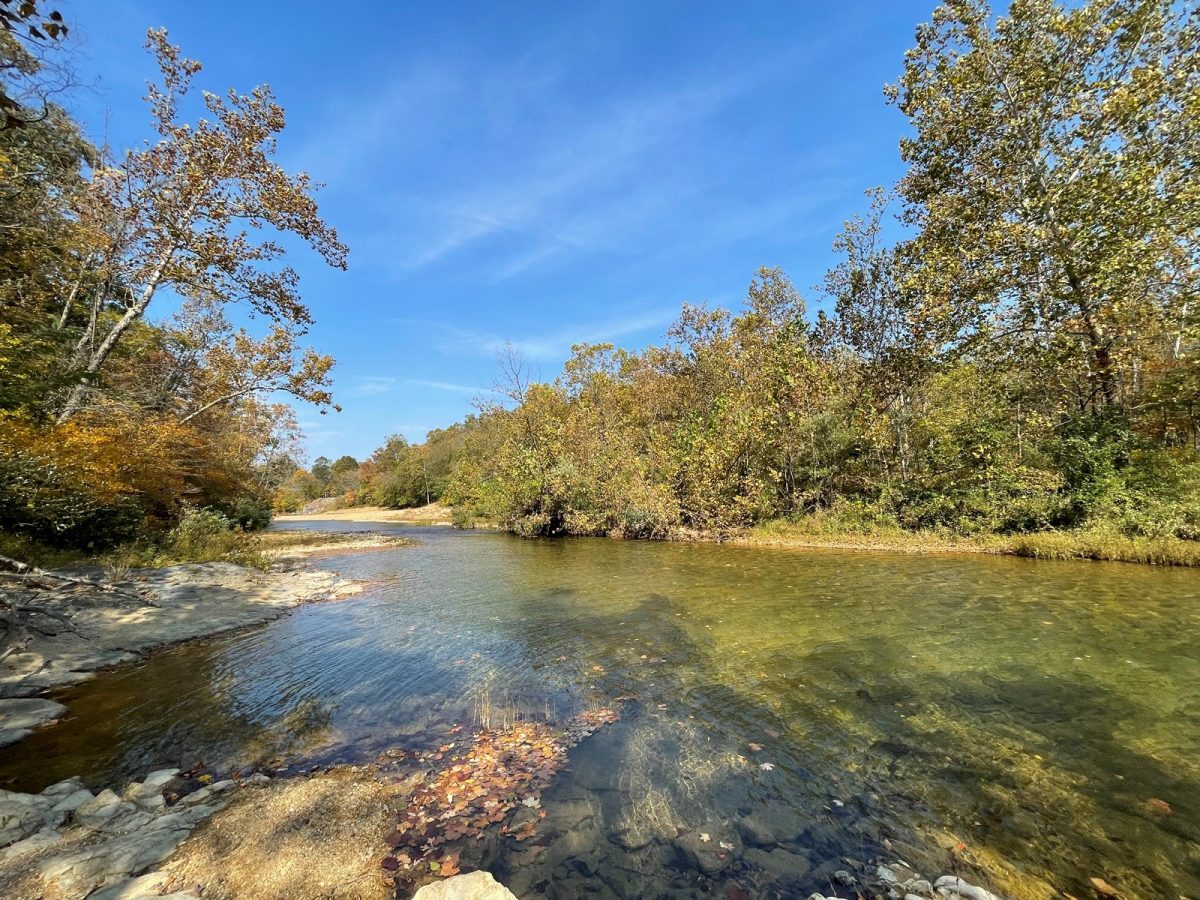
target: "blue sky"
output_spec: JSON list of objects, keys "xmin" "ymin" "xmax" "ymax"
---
[{"xmin": 65, "ymin": 0, "xmax": 933, "ymax": 461}]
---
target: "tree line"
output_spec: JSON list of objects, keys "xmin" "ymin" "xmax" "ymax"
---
[{"xmin": 341, "ymin": 0, "xmax": 1200, "ymax": 545}]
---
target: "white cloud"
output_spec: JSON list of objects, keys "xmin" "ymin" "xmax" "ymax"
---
[{"xmin": 353, "ymin": 376, "xmax": 398, "ymax": 396}]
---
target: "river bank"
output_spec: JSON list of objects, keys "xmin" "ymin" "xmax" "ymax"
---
[
  {"xmin": 734, "ymin": 519, "xmax": 1200, "ymax": 566},
  {"xmin": 282, "ymin": 500, "xmax": 1200, "ymax": 567},
  {"xmin": 0, "ymin": 535, "xmax": 394, "ymax": 747},
  {"xmin": 275, "ymin": 503, "xmax": 455, "ymax": 526}
]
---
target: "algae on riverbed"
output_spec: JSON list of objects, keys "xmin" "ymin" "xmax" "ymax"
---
[{"xmin": 1, "ymin": 528, "xmax": 1197, "ymax": 898}]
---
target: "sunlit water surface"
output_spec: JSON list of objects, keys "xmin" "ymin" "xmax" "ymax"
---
[{"xmin": 1, "ymin": 525, "xmax": 1197, "ymax": 898}]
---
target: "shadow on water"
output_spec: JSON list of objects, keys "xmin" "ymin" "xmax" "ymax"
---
[{"xmin": 0, "ymin": 526, "xmax": 1197, "ymax": 898}]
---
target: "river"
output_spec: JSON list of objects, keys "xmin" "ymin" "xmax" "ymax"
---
[{"xmin": 1, "ymin": 524, "xmax": 1197, "ymax": 898}]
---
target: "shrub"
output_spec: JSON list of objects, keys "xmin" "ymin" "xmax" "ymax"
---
[{"xmin": 219, "ymin": 496, "xmax": 273, "ymax": 531}]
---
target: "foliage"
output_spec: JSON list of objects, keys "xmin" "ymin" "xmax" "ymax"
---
[
  {"xmin": 0, "ymin": 14, "xmax": 341, "ymax": 554},
  {"xmin": 403, "ymin": 0, "xmax": 1200, "ymax": 560}
]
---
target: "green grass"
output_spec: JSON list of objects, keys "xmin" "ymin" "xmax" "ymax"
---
[
  {"xmin": 743, "ymin": 518, "xmax": 1200, "ymax": 566},
  {"xmin": 0, "ymin": 532, "xmax": 92, "ymax": 569}
]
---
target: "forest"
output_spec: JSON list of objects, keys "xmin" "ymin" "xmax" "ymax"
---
[
  {"xmin": 3, "ymin": 0, "xmax": 1199, "ymax": 564},
  {"xmin": 323, "ymin": 0, "xmax": 1200, "ymax": 561}
]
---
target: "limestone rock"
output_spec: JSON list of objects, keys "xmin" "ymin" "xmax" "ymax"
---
[
  {"xmin": 0, "ymin": 697, "xmax": 67, "ymax": 745},
  {"xmin": 412, "ymin": 870, "xmax": 519, "ymax": 899},
  {"xmin": 0, "ymin": 789, "xmax": 55, "ymax": 848},
  {"xmin": 52, "ymin": 788, "xmax": 96, "ymax": 814}
]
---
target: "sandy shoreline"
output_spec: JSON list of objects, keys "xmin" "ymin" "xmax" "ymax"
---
[{"xmin": 275, "ymin": 502, "xmax": 454, "ymax": 526}]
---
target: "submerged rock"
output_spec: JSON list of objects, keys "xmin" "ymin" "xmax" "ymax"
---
[
  {"xmin": 673, "ymin": 825, "xmax": 742, "ymax": 874},
  {"xmin": 934, "ymin": 874, "xmax": 1003, "ymax": 900},
  {"xmin": 744, "ymin": 845, "xmax": 812, "ymax": 883},
  {"xmin": 412, "ymin": 870, "xmax": 519, "ymax": 899}
]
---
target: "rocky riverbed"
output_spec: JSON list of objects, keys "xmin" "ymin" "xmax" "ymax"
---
[
  {"xmin": 0, "ymin": 765, "xmax": 267, "ymax": 897},
  {"xmin": 0, "ymin": 560, "xmax": 362, "ymax": 746}
]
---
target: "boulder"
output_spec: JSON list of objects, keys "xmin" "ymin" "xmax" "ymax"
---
[
  {"xmin": 0, "ymin": 790, "xmax": 54, "ymax": 848},
  {"xmin": 412, "ymin": 870, "xmax": 519, "ymax": 900}
]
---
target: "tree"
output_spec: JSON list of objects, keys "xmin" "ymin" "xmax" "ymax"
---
[
  {"xmin": 165, "ymin": 299, "xmax": 337, "ymax": 426},
  {"xmin": 0, "ymin": 1, "xmax": 70, "ymax": 131},
  {"xmin": 311, "ymin": 456, "xmax": 332, "ymax": 487},
  {"xmin": 891, "ymin": 0, "xmax": 1200, "ymax": 410},
  {"xmin": 55, "ymin": 29, "xmax": 347, "ymax": 421}
]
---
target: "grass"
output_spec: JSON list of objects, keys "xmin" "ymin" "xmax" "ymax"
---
[
  {"xmin": 100, "ymin": 532, "xmax": 272, "ymax": 572},
  {"xmin": 741, "ymin": 517, "xmax": 1200, "ymax": 566},
  {"xmin": 0, "ymin": 532, "xmax": 91, "ymax": 569}
]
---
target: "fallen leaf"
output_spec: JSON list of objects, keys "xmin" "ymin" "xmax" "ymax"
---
[
  {"xmin": 699, "ymin": 833, "xmax": 711, "ymax": 843},
  {"xmin": 747, "ymin": 742, "xmax": 764, "ymax": 753},
  {"xmin": 1142, "ymin": 797, "xmax": 1171, "ymax": 816},
  {"xmin": 759, "ymin": 762, "xmax": 775, "ymax": 771},
  {"xmin": 719, "ymin": 841, "xmax": 735, "ymax": 851}
]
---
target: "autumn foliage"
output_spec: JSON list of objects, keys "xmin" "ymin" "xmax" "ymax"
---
[{"xmin": 0, "ymin": 15, "xmax": 344, "ymax": 551}]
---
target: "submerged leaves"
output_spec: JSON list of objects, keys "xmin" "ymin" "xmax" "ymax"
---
[{"xmin": 380, "ymin": 706, "xmax": 620, "ymax": 889}]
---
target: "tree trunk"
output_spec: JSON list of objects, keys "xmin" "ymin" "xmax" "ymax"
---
[{"xmin": 56, "ymin": 254, "xmax": 172, "ymax": 424}]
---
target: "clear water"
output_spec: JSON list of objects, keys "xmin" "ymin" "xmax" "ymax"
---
[{"xmin": 1, "ymin": 524, "xmax": 1198, "ymax": 898}]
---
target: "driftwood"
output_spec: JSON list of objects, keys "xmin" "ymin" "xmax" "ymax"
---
[
  {"xmin": 0, "ymin": 554, "xmax": 158, "ymax": 661},
  {"xmin": 0, "ymin": 555, "xmax": 157, "ymax": 605}
]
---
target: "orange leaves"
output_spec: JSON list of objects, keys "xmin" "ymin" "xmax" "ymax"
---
[{"xmin": 380, "ymin": 707, "xmax": 620, "ymax": 890}]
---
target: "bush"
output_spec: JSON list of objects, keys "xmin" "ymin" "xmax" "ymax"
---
[
  {"xmin": 165, "ymin": 507, "xmax": 239, "ymax": 558},
  {"xmin": 158, "ymin": 507, "xmax": 267, "ymax": 567},
  {"xmin": 219, "ymin": 496, "xmax": 273, "ymax": 531}
]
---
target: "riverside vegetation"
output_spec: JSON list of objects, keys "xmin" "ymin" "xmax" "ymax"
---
[
  {"xmin": 3, "ymin": 1, "xmax": 1199, "ymax": 569},
  {"xmin": 0, "ymin": 5, "xmax": 344, "ymax": 574},
  {"xmin": 278, "ymin": 0, "xmax": 1200, "ymax": 566}
]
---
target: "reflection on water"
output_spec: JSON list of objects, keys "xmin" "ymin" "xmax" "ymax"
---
[{"xmin": 1, "ymin": 525, "xmax": 1197, "ymax": 898}]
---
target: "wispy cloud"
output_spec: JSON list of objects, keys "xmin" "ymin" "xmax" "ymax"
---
[
  {"xmin": 352, "ymin": 376, "xmax": 398, "ymax": 396},
  {"xmin": 330, "ymin": 45, "xmax": 822, "ymax": 283},
  {"xmin": 436, "ymin": 306, "xmax": 677, "ymax": 361},
  {"xmin": 403, "ymin": 379, "xmax": 496, "ymax": 396}
]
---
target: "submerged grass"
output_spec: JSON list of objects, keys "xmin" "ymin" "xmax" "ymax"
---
[{"xmin": 742, "ymin": 518, "xmax": 1200, "ymax": 566}]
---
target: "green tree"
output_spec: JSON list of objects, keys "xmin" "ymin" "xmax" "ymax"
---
[{"xmin": 891, "ymin": 0, "xmax": 1199, "ymax": 410}]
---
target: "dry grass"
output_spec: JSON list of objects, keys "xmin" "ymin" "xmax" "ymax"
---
[
  {"xmin": 158, "ymin": 768, "xmax": 412, "ymax": 900},
  {"xmin": 275, "ymin": 503, "xmax": 454, "ymax": 526}
]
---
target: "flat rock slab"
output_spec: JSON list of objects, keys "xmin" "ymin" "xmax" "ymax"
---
[
  {"xmin": 413, "ymin": 871, "xmax": 519, "ymax": 900},
  {"xmin": 0, "ymin": 698, "xmax": 66, "ymax": 745},
  {"xmin": 0, "ymin": 563, "xmax": 360, "ymax": 747}
]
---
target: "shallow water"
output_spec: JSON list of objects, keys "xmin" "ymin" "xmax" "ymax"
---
[{"xmin": 2, "ymin": 525, "xmax": 1198, "ymax": 898}]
